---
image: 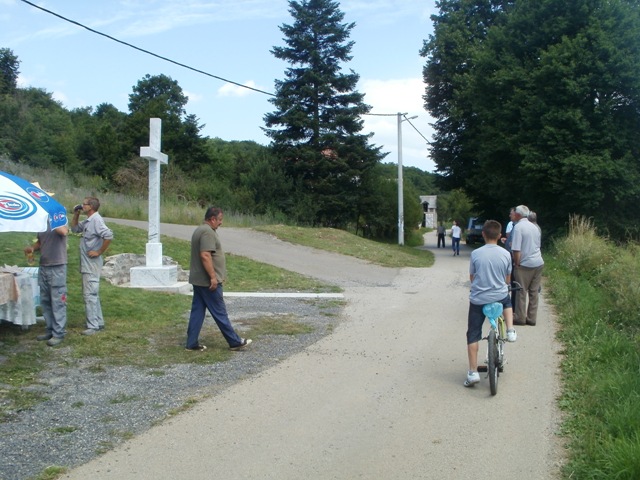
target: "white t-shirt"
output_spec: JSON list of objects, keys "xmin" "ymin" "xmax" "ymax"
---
[
  {"xmin": 451, "ymin": 225, "xmax": 461, "ymax": 239},
  {"xmin": 511, "ymin": 218, "xmax": 544, "ymax": 268},
  {"xmin": 505, "ymin": 221, "xmax": 514, "ymax": 234}
]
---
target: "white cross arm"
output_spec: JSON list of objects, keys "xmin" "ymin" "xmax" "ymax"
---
[{"xmin": 140, "ymin": 146, "xmax": 168, "ymax": 164}]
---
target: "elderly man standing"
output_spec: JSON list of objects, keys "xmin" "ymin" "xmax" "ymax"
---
[
  {"xmin": 71, "ymin": 197, "xmax": 113, "ymax": 336},
  {"xmin": 510, "ymin": 205, "xmax": 544, "ymax": 326}
]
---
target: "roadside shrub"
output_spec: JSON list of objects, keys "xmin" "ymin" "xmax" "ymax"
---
[
  {"xmin": 554, "ymin": 215, "xmax": 616, "ymax": 281},
  {"xmin": 550, "ymin": 221, "xmax": 640, "ymax": 479},
  {"xmin": 596, "ymin": 244, "xmax": 640, "ymax": 330}
]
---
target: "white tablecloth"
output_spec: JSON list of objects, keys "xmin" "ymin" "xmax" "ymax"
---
[{"xmin": 0, "ymin": 272, "xmax": 36, "ymax": 327}]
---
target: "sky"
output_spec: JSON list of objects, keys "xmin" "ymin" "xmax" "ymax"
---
[{"xmin": 1, "ymin": 0, "xmax": 439, "ymax": 172}]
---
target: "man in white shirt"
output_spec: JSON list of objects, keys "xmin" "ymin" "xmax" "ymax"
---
[{"xmin": 510, "ymin": 205, "xmax": 544, "ymax": 326}]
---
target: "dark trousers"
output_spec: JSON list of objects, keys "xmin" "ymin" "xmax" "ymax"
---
[
  {"xmin": 452, "ymin": 237, "xmax": 460, "ymax": 254},
  {"xmin": 437, "ymin": 233, "xmax": 445, "ymax": 248},
  {"xmin": 186, "ymin": 284, "xmax": 242, "ymax": 348}
]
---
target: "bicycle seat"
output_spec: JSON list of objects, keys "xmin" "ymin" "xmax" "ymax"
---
[{"xmin": 483, "ymin": 302, "xmax": 503, "ymax": 322}]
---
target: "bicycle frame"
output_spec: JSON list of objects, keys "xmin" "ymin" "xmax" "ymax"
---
[{"xmin": 478, "ymin": 302, "xmax": 507, "ymax": 396}]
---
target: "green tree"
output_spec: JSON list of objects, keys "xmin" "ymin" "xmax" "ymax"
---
[
  {"xmin": 436, "ymin": 189, "xmax": 474, "ymax": 226},
  {"xmin": 356, "ymin": 163, "xmax": 424, "ymax": 240},
  {"xmin": 126, "ymin": 74, "xmax": 208, "ymax": 173},
  {"xmin": 9, "ymin": 87, "xmax": 80, "ymax": 170},
  {"xmin": 420, "ymin": 0, "xmax": 513, "ymax": 192},
  {"xmin": 264, "ymin": 0, "xmax": 383, "ymax": 227},
  {"xmin": 0, "ymin": 47, "xmax": 20, "ymax": 94},
  {"xmin": 422, "ymin": 0, "xmax": 640, "ymax": 239},
  {"xmin": 92, "ymin": 103, "xmax": 130, "ymax": 178}
]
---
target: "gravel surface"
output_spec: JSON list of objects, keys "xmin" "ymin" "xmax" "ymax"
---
[{"xmin": 0, "ymin": 296, "xmax": 343, "ymax": 480}]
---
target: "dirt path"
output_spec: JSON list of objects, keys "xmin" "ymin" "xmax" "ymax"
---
[{"xmin": 63, "ymin": 221, "xmax": 563, "ymax": 479}]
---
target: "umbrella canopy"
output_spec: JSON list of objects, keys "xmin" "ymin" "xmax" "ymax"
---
[{"xmin": 0, "ymin": 170, "xmax": 68, "ymax": 233}]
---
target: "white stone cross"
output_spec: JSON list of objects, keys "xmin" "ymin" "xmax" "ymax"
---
[{"xmin": 139, "ymin": 118, "xmax": 168, "ymax": 267}]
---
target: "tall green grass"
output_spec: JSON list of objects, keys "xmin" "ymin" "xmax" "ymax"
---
[
  {"xmin": 0, "ymin": 157, "xmax": 285, "ymax": 227},
  {"xmin": 548, "ymin": 215, "xmax": 640, "ymax": 479}
]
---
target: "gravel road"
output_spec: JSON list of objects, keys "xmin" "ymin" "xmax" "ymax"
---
[{"xmin": 15, "ymin": 220, "xmax": 564, "ymax": 479}]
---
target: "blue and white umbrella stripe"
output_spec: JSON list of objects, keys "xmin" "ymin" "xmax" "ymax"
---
[{"xmin": 0, "ymin": 170, "xmax": 68, "ymax": 233}]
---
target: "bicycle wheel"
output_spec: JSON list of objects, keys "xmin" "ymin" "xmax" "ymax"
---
[
  {"xmin": 497, "ymin": 317, "xmax": 506, "ymax": 372},
  {"xmin": 487, "ymin": 329, "xmax": 499, "ymax": 396}
]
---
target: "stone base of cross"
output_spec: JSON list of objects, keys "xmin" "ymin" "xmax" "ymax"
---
[{"xmin": 130, "ymin": 118, "xmax": 178, "ymax": 288}]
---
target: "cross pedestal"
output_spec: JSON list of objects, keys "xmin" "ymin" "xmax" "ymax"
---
[{"xmin": 130, "ymin": 118, "xmax": 178, "ymax": 288}]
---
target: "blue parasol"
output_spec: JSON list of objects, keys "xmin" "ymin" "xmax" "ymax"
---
[{"xmin": 0, "ymin": 170, "xmax": 68, "ymax": 233}]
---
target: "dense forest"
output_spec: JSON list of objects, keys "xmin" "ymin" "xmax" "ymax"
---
[{"xmin": 422, "ymin": 0, "xmax": 640, "ymax": 239}]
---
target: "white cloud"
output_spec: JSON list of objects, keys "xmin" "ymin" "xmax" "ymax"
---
[
  {"xmin": 361, "ymin": 77, "xmax": 435, "ymax": 171},
  {"xmin": 184, "ymin": 90, "xmax": 204, "ymax": 103},
  {"xmin": 16, "ymin": 73, "xmax": 29, "ymax": 88},
  {"xmin": 217, "ymin": 80, "xmax": 259, "ymax": 97},
  {"xmin": 114, "ymin": 1, "xmax": 284, "ymax": 38},
  {"xmin": 52, "ymin": 90, "xmax": 68, "ymax": 105},
  {"xmin": 362, "ymin": 77, "xmax": 425, "ymax": 115}
]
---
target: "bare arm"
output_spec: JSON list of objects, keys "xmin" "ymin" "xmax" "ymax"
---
[
  {"xmin": 54, "ymin": 225, "xmax": 69, "ymax": 236},
  {"xmin": 71, "ymin": 210, "xmax": 81, "ymax": 228},
  {"xmin": 199, "ymin": 251, "xmax": 218, "ymax": 290},
  {"xmin": 513, "ymin": 251, "xmax": 521, "ymax": 268}
]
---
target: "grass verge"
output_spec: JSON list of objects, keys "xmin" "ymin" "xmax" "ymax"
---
[
  {"xmin": 546, "ymin": 216, "xmax": 640, "ymax": 479},
  {"xmin": 254, "ymin": 224, "xmax": 434, "ymax": 268},
  {"xmin": 0, "ymin": 223, "xmax": 340, "ymax": 421}
]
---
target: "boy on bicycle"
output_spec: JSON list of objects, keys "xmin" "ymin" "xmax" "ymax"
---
[{"xmin": 464, "ymin": 220, "xmax": 518, "ymax": 387}]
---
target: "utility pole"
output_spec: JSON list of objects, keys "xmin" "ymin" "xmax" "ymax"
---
[
  {"xmin": 397, "ymin": 113, "xmax": 418, "ymax": 246},
  {"xmin": 397, "ymin": 113, "xmax": 405, "ymax": 245}
]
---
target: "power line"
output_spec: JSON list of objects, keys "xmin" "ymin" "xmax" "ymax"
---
[
  {"xmin": 20, "ymin": 0, "xmax": 431, "ymax": 146},
  {"xmin": 19, "ymin": 0, "xmax": 276, "ymax": 97},
  {"xmin": 364, "ymin": 112, "xmax": 431, "ymax": 145},
  {"xmin": 402, "ymin": 115, "xmax": 431, "ymax": 145}
]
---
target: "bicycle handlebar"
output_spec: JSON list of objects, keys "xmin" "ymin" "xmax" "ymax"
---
[{"xmin": 509, "ymin": 281, "xmax": 523, "ymax": 292}]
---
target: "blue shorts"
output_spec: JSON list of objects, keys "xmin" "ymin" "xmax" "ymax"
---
[{"xmin": 466, "ymin": 295, "xmax": 512, "ymax": 344}]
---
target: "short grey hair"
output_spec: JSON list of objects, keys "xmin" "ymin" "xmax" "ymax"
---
[
  {"xmin": 528, "ymin": 211, "xmax": 537, "ymax": 223},
  {"xmin": 515, "ymin": 205, "xmax": 530, "ymax": 217}
]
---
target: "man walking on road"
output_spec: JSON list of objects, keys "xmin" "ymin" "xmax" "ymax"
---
[
  {"xmin": 186, "ymin": 207, "xmax": 251, "ymax": 351},
  {"xmin": 437, "ymin": 222, "xmax": 446, "ymax": 248}
]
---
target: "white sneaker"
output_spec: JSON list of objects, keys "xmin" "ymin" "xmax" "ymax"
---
[
  {"xmin": 464, "ymin": 371, "xmax": 480, "ymax": 387},
  {"xmin": 230, "ymin": 338, "xmax": 252, "ymax": 351},
  {"xmin": 507, "ymin": 329, "xmax": 517, "ymax": 342}
]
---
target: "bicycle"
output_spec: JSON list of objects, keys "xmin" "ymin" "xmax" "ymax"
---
[{"xmin": 477, "ymin": 282, "xmax": 521, "ymax": 396}]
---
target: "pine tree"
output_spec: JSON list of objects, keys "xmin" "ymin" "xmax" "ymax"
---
[
  {"xmin": 264, "ymin": 0, "xmax": 382, "ymax": 227},
  {"xmin": 0, "ymin": 48, "xmax": 20, "ymax": 95}
]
